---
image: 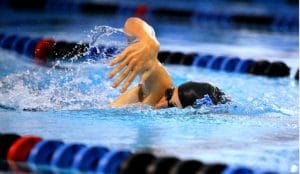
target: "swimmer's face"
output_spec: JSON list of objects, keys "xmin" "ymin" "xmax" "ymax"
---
[{"xmin": 154, "ymin": 87, "xmax": 183, "ymax": 109}]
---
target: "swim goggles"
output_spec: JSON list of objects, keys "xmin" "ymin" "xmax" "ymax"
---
[
  {"xmin": 193, "ymin": 94, "xmax": 213, "ymax": 108},
  {"xmin": 165, "ymin": 88, "xmax": 175, "ymax": 107}
]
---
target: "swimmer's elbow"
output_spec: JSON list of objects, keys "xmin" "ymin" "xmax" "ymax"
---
[
  {"xmin": 126, "ymin": 17, "xmax": 141, "ymax": 24},
  {"xmin": 124, "ymin": 17, "xmax": 156, "ymax": 40},
  {"xmin": 124, "ymin": 17, "xmax": 142, "ymax": 30}
]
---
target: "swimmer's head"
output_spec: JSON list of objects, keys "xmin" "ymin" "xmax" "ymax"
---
[{"xmin": 154, "ymin": 81, "xmax": 228, "ymax": 109}]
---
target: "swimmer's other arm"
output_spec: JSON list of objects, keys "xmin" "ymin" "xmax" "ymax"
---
[{"xmin": 108, "ymin": 17, "xmax": 173, "ymax": 107}]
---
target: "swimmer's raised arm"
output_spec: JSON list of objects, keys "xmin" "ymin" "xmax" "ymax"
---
[
  {"xmin": 109, "ymin": 17, "xmax": 173, "ymax": 107},
  {"xmin": 108, "ymin": 17, "xmax": 161, "ymax": 92}
]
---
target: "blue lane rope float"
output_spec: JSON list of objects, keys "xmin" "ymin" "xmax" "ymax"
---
[
  {"xmin": 206, "ymin": 56, "xmax": 228, "ymax": 70},
  {"xmin": 222, "ymin": 165, "xmax": 255, "ymax": 174},
  {"xmin": 28, "ymin": 140, "xmax": 64, "ymax": 165},
  {"xmin": 71, "ymin": 146, "xmax": 109, "ymax": 172},
  {"xmin": 0, "ymin": 132, "xmax": 280, "ymax": 174},
  {"xmin": 0, "ymin": 34, "xmax": 41, "ymax": 59},
  {"xmin": 96, "ymin": 150, "xmax": 131, "ymax": 174},
  {"xmin": 255, "ymin": 170, "xmax": 279, "ymax": 174},
  {"xmin": 0, "ymin": 35, "xmax": 18, "ymax": 50},
  {"xmin": 220, "ymin": 57, "xmax": 241, "ymax": 72},
  {"xmin": 0, "ymin": 33, "xmax": 295, "ymax": 79},
  {"xmin": 234, "ymin": 59, "xmax": 256, "ymax": 73},
  {"xmin": 50, "ymin": 143, "xmax": 86, "ymax": 169},
  {"xmin": 0, "ymin": 0, "xmax": 298, "ymax": 32},
  {"xmin": 12, "ymin": 36, "xmax": 30, "ymax": 54},
  {"xmin": 193, "ymin": 54, "xmax": 214, "ymax": 67}
]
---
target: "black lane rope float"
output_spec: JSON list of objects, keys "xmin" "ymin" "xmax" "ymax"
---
[
  {"xmin": 0, "ymin": 132, "xmax": 279, "ymax": 174},
  {"xmin": 0, "ymin": 33, "xmax": 297, "ymax": 80},
  {"xmin": 0, "ymin": 0, "xmax": 298, "ymax": 33}
]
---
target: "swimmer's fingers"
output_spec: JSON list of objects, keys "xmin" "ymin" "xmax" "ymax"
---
[
  {"xmin": 109, "ymin": 48, "xmax": 130, "ymax": 66},
  {"xmin": 112, "ymin": 67, "xmax": 131, "ymax": 88},
  {"xmin": 119, "ymin": 62, "xmax": 143, "ymax": 92},
  {"xmin": 108, "ymin": 57, "xmax": 130, "ymax": 79},
  {"xmin": 120, "ymin": 72, "xmax": 138, "ymax": 92}
]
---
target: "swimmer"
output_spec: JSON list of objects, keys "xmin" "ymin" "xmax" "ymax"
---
[{"xmin": 108, "ymin": 17, "xmax": 227, "ymax": 109}]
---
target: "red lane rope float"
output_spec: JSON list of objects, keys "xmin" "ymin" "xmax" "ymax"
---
[
  {"xmin": 34, "ymin": 39, "xmax": 55, "ymax": 65},
  {"xmin": 135, "ymin": 5, "xmax": 148, "ymax": 18},
  {"xmin": 7, "ymin": 136, "xmax": 42, "ymax": 162}
]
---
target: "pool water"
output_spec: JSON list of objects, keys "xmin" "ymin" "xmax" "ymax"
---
[{"xmin": 0, "ymin": 13, "xmax": 299, "ymax": 173}]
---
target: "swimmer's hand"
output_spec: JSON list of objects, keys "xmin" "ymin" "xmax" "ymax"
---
[{"xmin": 108, "ymin": 17, "xmax": 160, "ymax": 92}]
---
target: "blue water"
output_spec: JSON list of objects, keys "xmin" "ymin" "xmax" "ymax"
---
[{"xmin": 0, "ymin": 13, "xmax": 299, "ymax": 173}]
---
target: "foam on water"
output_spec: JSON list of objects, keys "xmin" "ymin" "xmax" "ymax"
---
[
  {"xmin": 88, "ymin": 25, "xmax": 125, "ymax": 47},
  {"xmin": 0, "ymin": 26, "xmax": 131, "ymax": 110}
]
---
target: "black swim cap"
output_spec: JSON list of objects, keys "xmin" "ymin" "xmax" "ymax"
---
[{"xmin": 178, "ymin": 81, "xmax": 226, "ymax": 108}]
